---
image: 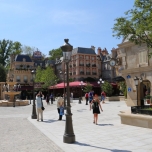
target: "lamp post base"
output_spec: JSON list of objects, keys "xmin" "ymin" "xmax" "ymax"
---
[
  {"xmin": 78, "ymin": 97, "xmax": 82, "ymax": 104},
  {"xmin": 31, "ymin": 105, "xmax": 37, "ymax": 119},
  {"xmin": 63, "ymin": 134, "xmax": 75, "ymax": 143}
]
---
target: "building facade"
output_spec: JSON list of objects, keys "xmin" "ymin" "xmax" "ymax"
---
[
  {"xmin": 97, "ymin": 47, "xmax": 115, "ymax": 82},
  {"xmin": 55, "ymin": 46, "xmax": 101, "ymax": 82},
  {"xmin": 113, "ymin": 38, "xmax": 152, "ymax": 106}
]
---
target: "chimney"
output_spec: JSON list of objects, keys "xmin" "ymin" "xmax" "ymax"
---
[
  {"xmin": 91, "ymin": 45, "xmax": 95, "ymax": 51},
  {"xmin": 97, "ymin": 47, "xmax": 102, "ymax": 55}
]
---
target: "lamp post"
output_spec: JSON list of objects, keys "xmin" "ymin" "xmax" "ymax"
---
[
  {"xmin": 79, "ymin": 81, "xmax": 84, "ymax": 104},
  {"xmin": 60, "ymin": 70, "xmax": 66, "ymax": 109},
  {"xmin": 98, "ymin": 78, "xmax": 104, "ymax": 91},
  {"xmin": 60, "ymin": 39, "xmax": 75, "ymax": 143},
  {"xmin": 31, "ymin": 70, "xmax": 37, "ymax": 119},
  {"xmin": 134, "ymin": 76, "xmax": 139, "ymax": 106}
]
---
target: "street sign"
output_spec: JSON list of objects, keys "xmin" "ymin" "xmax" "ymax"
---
[{"xmin": 128, "ymin": 87, "xmax": 131, "ymax": 92}]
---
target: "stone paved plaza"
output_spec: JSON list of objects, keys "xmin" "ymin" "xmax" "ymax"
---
[{"xmin": 1, "ymin": 100, "xmax": 152, "ymax": 152}]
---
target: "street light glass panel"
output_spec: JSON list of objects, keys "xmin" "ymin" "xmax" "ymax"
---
[
  {"xmin": 63, "ymin": 52, "xmax": 72, "ymax": 62},
  {"xmin": 81, "ymin": 81, "xmax": 83, "ymax": 84},
  {"xmin": 99, "ymin": 78, "xmax": 102, "ymax": 81},
  {"xmin": 102, "ymin": 81, "xmax": 104, "ymax": 83},
  {"xmin": 98, "ymin": 81, "xmax": 100, "ymax": 84},
  {"xmin": 134, "ymin": 77, "xmax": 139, "ymax": 86}
]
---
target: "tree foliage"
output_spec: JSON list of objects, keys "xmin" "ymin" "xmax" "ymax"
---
[
  {"xmin": 0, "ymin": 39, "xmax": 14, "ymax": 66},
  {"xmin": 12, "ymin": 41, "xmax": 22, "ymax": 55},
  {"xmin": 21, "ymin": 45, "xmax": 35, "ymax": 57},
  {"xmin": 49, "ymin": 48, "xmax": 62, "ymax": 60},
  {"xmin": 0, "ymin": 64, "xmax": 6, "ymax": 82},
  {"xmin": 101, "ymin": 81, "xmax": 113, "ymax": 96},
  {"xmin": 113, "ymin": 0, "xmax": 152, "ymax": 56},
  {"xmin": 83, "ymin": 83, "xmax": 92, "ymax": 93},
  {"xmin": 35, "ymin": 66, "xmax": 57, "ymax": 90},
  {"xmin": 119, "ymin": 81, "xmax": 127, "ymax": 98}
]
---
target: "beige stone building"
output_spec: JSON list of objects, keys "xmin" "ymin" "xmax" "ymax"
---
[
  {"xmin": 112, "ymin": 38, "xmax": 152, "ymax": 106},
  {"xmin": 8, "ymin": 54, "xmax": 34, "ymax": 83}
]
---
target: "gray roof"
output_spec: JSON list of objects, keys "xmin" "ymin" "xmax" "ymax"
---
[
  {"xmin": 72, "ymin": 47, "xmax": 96, "ymax": 55},
  {"xmin": 15, "ymin": 54, "xmax": 32, "ymax": 62}
]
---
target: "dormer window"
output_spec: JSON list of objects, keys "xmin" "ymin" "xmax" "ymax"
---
[{"xmin": 23, "ymin": 58, "xmax": 26, "ymax": 62}]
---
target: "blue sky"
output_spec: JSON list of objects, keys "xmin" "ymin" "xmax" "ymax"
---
[{"xmin": 0, "ymin": 0, "xmax": 134, "ymax": 55}]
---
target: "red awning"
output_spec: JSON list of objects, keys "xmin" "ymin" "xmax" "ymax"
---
[
  {"xmin": 49, "ymin": 81, "xmax": 87, "ymax": 89},
  {"xmin": 69, "ymin": 81, "xmax": 87, "ymax": 87}
]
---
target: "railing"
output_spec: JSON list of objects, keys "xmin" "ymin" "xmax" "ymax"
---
[
  {"xmin": 73, "ymin": 72, "xmax": 76, "ymax": 75},
  {"xmin": 86, "ymin": 72, "xmax": 90, "ymax": 75},
  {"xmin": 79, "ymin": 64, "xmax": 84, "ymax": 66},
  {"xmin": 92, "ymin": 72, "xmax": 97, "ymax": 75},
  {"xmin": 80, "ymin": 72, "xmax": 84, "ymax": 75},
  {"xmin": 16, "ymin": 79, "xmax": 20, "ymax": 82},
  {"xmin": 92, "ymin": 64, "xmax": 96, "ymax": 67},
  {"xmin": 86, "ymin": 64, "xmax": 90, "ymax": 67}
]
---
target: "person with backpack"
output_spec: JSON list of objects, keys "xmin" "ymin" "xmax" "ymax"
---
[
  {"xmin": 50, "ymin": 93, "xmax": 54, "ymax": 104},
  {"xmin": 85, "ymin": 92, "xmax": 89, "ymax": 105},
  {"xmin": 89, "ymin": 90, "xmax": 93, "ymax": 104},
  {"xmin": 90, "ymin": 94, "xmax": 103, "ymax": 125},
  {"xmin": 57, "ymin": 96, "xmax": 64, "ymax": 120},
  {"xmin": 101, "ymin": 91, "xmax": 106, "ymax": 103}
]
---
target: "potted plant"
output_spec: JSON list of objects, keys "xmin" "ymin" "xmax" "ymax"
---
[{"xmin": 145, "ymin": 95, "xmax": 151, "ymax": 104}]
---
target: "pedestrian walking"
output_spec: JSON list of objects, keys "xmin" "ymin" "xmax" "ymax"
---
[
  {"xmin": 90, "ymin": 94, "xmax": 103, "ymax": 125},
  {"xmin": 57, "ymin": 97, "xmax": 64, "ymax": 120},
  {"xmin": 46, "ymin": 94, "xmax": 50, "ymax": 105},
  {"xmin": 50, "ymin": 93, "xmax": 54, "ymax": 104},
  {"xmin": 70, "ymin": 92, "xmax": 73, "ymax": 103},
  {"xmin": 101, "ymin": 91, "xmax": 106, "ymax": 103},
  {"xmin": 85, "ymin": 92, "xmax": 89, "ymax": 105},
  {"xmin": 89, "ymin": 90, "xmax": 93, "ymax": 104},
  {"xmin": 36, "ymin": 93, "xmax": 44, "ymax": 122}
]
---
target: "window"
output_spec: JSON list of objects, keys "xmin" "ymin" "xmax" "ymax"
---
[
  {"xmin": 24, "ymin": 76, "xmax": 27, "ymax": 80},
  {"xmin": 23, "ymin": 58, "xmax": 26, "ymax": 62},
  {"xmin": 138, "ymin": 51, "xmax": 147, "ymax": 64}
]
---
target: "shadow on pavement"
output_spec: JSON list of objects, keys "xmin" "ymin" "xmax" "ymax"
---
[
  {"xmin": 75, "ymin": 142, "xmax": 131, "ymax": 152},
  {"xmin": 43, "ymin": 119, "xmax": 65, "ymax": 123},
  {"xmin": 97, "ymin": 124, "xmax": 114, "ymax": 126}
]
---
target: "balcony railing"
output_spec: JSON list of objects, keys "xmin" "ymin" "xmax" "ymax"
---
[
  {"xmin": 92, "ymin": 72, "xmax": 97, "ymax": 75},
  {"xmin": 79, "ymin": 64, "xmax": 84, "ymax": 66},
  {"xmin": 86, "ymin": 64, "xmax": 90, "ymax": 67},
  {"xmin": 73, "ymin": 72, "xmax": 76, "ymax": 75},
  {"xmin": 92, "ymin": 64, "xmax": 96, "ymax": 67},
  {"xmin": 80, "ymin": 72, "xmax": 84, "ymax": 75},
  {"xmin": 86, "ymin": 72, "xmax": 90, "ymax": 75},
  {"xmin": 24, "ymin": 80, "xmax": 28, "ymax": 83},
  {"xmin": 16, "ymin": 79, "xmax": 20, "ymax": 82}
]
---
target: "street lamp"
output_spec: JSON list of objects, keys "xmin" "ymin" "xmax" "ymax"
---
[
  {"xmin": 31, "ymin": 70, "xmax": 37, "ymax": 119},
  {"xmin": 60, "ymin": 70, "xmax": 66, "ymax": 109},
  {"xmin": 60, "ymin": 39, "xmax": 75, "ymax": 143},
  {"xmin": 134, "ymin": 76, "xmax": 139, "ymax": 106},
  {"xmin": 98, "ymin": 78, "xmax": 104, "ymax": 91},
  {"xmin": 79, "ymin": 81, "xmax": 84, "ymax": 104}
]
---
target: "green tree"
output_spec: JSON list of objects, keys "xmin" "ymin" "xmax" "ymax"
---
[
  {"xmin": 35, "ymin": 66, "xmax": 57, "ymax": 90},
  {"xmin": 83, "ymin": 83, "xmax": 92, "ymax": 93},
  {"xmin": 101, "ymin": 81, "xmax": 113, "ymax": 97},
  {"xmin": 0, "ymin": 64, "xmax": 6, "ymax": 82},
  {"xmin": 119, "ymin": 81, "xmax": 127, "ymax": 98},
  {"xmin": 35, "ymin": 66, "xmax": 43, "ymax": 83},
  {"xmin": 21, "ymin": 45, "xmax": 35, "ymax": 57},
  {"xmin": 49, "ymin": 48, "xmax": 62, "ymax": 60},
  {"xmin": 0, "ymin": 39, "xmax": 13, "ymax": 66},
  {"xmin": 12, "ymin": 41, "xmax": 22, "ymax": 55},
  {"xmin": 112, "ymin": 0, "xmax": 152, "ymax": 56}
]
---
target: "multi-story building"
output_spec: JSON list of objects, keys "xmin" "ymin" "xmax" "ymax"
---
[
  {"xmin": 55, "ymin": 46, "xmax": 101, "ymax": 82},
  {"xmin": 8, "ymin": 54, "xmax": 34, "ymax": 83},
  {"xmin": 97, "ymin": 47, "xmax": 115, "ymax": 82},
  {"xmin": 112, "ymin": 37, "xmax": 152, "ymax": 106}
]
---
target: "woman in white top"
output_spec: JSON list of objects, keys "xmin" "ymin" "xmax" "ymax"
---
[
  {"xmin": 36, "ymin": 93, "xmax": 44, "ymax": 121},
  {"xmin": 57, "ymin": 97, "xmax": 64, "ymax": 120}
]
